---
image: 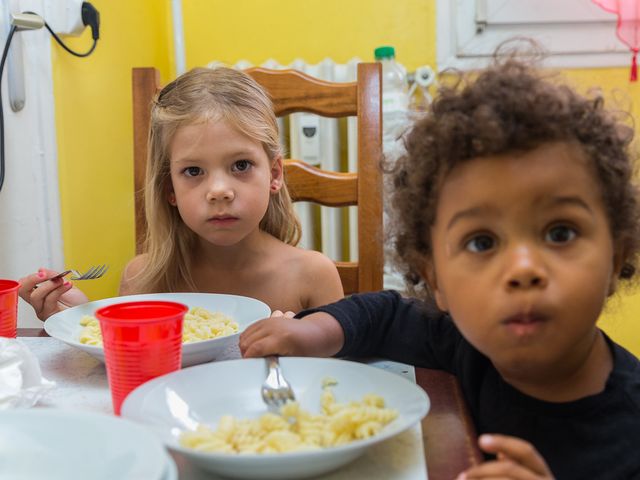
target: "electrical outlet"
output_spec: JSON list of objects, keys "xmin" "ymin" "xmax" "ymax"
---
[{"xmin": 42, "ymin": 0, "xmax": 85, "ymax": 36}]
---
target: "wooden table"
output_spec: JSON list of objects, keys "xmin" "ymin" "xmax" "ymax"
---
[{"xmin": 17, "ymin": 328, "xmax": 482, "ymax": 479}]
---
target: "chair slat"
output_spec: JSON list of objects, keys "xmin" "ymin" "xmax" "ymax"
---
[
  {"xmin": 284, "ymin": 160, "xmax": 357, "ymax": 207},
  {"xmin": 246, "ymin": 68, "xmax": 357, "ymax": 117}
]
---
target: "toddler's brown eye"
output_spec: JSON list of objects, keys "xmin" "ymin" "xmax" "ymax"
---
[
  {"xmin": 466, "ymin": 235, "xmax": 495, "ymax": 253},
  {"xmin": 546, "ymin": 226, "xmax": 576, "ymax": 244}
]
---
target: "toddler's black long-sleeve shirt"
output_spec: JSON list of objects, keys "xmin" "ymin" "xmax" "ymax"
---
[{"xmin": 299, "ymin": 290, "xmax": 640, "ymax": 479}]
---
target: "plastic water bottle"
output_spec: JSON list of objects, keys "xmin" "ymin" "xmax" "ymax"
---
[
  {"xmin": 374, "ymin": 46, "xmax": 410, "ymax": 155},
  {"xmin": 374, "ymin": 46, "xmax": 411, "ymax": 291}
]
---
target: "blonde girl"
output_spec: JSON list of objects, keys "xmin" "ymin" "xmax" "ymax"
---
[{"xmin": 20, "ymin": 67, "xmax": 343, "ymax": 319}]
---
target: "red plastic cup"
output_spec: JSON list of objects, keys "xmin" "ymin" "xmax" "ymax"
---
[
  {"xmin": 0, "ymin": 280, "xmax": 20, "ymax": 338},
  {"xmin": 96, "ymin": 300, "xmax": 187, "ymax": 415}
]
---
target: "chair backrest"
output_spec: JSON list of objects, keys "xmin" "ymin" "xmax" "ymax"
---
[{"xmin": 131, "ymin": 63, "xmax": 383, "ymax": 294}]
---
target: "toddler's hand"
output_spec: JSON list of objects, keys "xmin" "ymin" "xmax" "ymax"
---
[
  {"xmin": 240, "ymin": 310, "xmax": 342, "ymax": 358},
  {"xmin": 18, "ymin": 268, "xmax": 89, "ymax": 321},
  {"xmin": 458, "ymin": 434, "xmax": 554, "ymax": 480}
]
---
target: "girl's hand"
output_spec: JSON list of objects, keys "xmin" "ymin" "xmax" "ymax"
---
[
  {"xmin": 239, "ymin": 310, "xmax": 344, "ymax": 358},
  {"xmin": 458, "ymin": 434, "xmax": 554, "ymax": 480},
  {"xmin": 18, "ymin": 268, "xmax": 89, "ymax": 321}
]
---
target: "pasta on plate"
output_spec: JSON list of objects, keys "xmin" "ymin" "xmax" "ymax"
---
[
  {"xmin": 179, "ymin": 384, "xmax": 398, "ymax": 454},
  {"xmin": 78, "ymin": 306, "xmax": 239, "ymax": 345}
]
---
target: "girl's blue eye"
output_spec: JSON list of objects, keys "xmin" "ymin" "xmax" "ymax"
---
[
  {"xmin": 183, "ymin": 166, "xmax": 202, "ymax": 177},
  {"xmin": 546, "ymin": 225, "xmax": 576, "ymax": 244},
  {"xmin": 232, "ymin": 160, "xmax": 252, "ymax": 173},
  {"xmin": 465, "ymin": 235, "xmax": 495, "ymax": 253}
]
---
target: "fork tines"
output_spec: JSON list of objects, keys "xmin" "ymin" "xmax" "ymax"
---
[
  {"xmin": 261, "ymin": 356, "xmax": 296, "ymax": 414},
  {"xmin": 70, "ymin": 264, "xmax": 109, "ymax": 280}
]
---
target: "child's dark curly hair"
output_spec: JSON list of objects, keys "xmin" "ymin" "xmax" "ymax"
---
[{"xmin": 389, "ymin": 55, "xmax": 640, "ymax": 301}]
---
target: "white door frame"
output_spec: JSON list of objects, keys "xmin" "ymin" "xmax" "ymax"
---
[{"xmin": 0, "ymin": 0, "xmax": 63, "ymax": 327}]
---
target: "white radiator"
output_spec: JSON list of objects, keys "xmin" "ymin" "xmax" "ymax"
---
[{"xmin": 207, "ymin": 58, "xmax": 361, "ymax": 263}]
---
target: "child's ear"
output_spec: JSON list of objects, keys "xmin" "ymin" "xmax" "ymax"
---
[
  {"xmin": 270, "ymin": 156, "xmax": 284, "ymax": 193},
  {"xmin": 166, "ymin": 184, "xmax": 177, "ymax": 206},
  {"xmin": 423, "ymin": 260, "xmax": 449, "ymax": 312},
  {"xmin": 608, "ymin": 243, "xmax": 627, "ymax": 296}
]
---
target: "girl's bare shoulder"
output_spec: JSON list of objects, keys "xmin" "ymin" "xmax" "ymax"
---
[
  {"xmin": 293, "ymin": 247, "xmax": 335, "ymax": 272},
  {"xmin": 273, "ymin": 240, "xmax": 329, "ymax": 269},
  {"xmin": 277, "ymin": 243, "xmax": 344, "ymax": 307},
  {"xmin": 119, "ymin": 254, "xmax": 149, "ymax": 295}
]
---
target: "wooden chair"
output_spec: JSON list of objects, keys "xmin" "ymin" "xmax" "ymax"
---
[{"xmin": 132, "ymin": 64, "xmax": 383, "ymax": 294}]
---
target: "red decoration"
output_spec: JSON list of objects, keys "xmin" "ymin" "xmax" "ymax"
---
[{"xmin": 593, "ymin": 0, "xmax": 640, "ymax": 81}]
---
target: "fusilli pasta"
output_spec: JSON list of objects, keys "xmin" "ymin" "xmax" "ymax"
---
[
  {"xmin": 78, "ymin": 307, "xmax": 239, "ymax": 345},
  {"xmin": 179, "ymin": 383, "xmax": 398, "ymax": 454}
]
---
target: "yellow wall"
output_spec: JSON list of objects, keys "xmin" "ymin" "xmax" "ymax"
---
[
  {"xmin": 183, "ymin": 0, "xmax": 435, "ymax": 71},
  {"xmin": 51, "ymin": 0, "xmax": 639, "ymax": 355},
  {"xmin": 51, "ymin": 0, "xmax": 171, "ymax": 301}
]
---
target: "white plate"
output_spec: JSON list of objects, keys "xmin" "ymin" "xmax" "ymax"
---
[
  {"xmin": 121, "ymin": 357, "xmax": 430, "ymax": 480},
  {"xmin": 44, "ymin": 293, "xmax": 270, "ymax": 367},
  {"xmin": 0, "ymin": 409, "xmax": 168, "ymax": 480},
  {"xmin": 161, "ymin": 451, "xmax": 178, "ymax": 480}
]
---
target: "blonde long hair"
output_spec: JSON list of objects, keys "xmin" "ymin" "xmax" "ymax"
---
[{"xmin": 132, "ymin": 67, "xmax": 300, "ymax": 293}]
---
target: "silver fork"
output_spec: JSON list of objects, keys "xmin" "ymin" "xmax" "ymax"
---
[
  {"xmin": 50, "ymin": 264, "xmax": 109, "ymax": 281},
  {"xmin": 261, "ymin": 356, "xmax": 296, "ymax": 413}
]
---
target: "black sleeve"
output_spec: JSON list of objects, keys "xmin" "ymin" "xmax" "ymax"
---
[{"xmin": 296, "ymin": 290, "xmax": 465, "ymax": 372}]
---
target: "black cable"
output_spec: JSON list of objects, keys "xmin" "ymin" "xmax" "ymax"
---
[
  {"xmin": 0, "ymin": 25, "xmax": 17, "ymax": 193},
  {"xmin": 25, "ymin": 4, "xmax": 100, "ymax": 58},
  {"xmin": 44, "ymin": 23, "xmax": 97, "ymax": 57}
]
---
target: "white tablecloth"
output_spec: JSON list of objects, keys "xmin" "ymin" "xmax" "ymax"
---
[{"xmin": 21, "ymin": 337, "xmax": 428, "ymax": 480}]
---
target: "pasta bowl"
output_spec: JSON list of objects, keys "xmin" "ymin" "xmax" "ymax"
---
[
  {"xmin": 44, "ymin": 293, "xmax": 270, "ymax": 367},
  {"xmin": 121, "ymin": 357, "xmax": 430, "ymax": 480}
]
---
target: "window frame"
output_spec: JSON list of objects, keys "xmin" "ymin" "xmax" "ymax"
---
[{"xmin": 437, "ymin": 0, "xmax": 631, "ymax": 71}]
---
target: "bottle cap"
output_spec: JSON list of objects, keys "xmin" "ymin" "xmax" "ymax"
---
[{"xmin": 374, "ymin": 46, "xmax": 395, "ymax": 60}]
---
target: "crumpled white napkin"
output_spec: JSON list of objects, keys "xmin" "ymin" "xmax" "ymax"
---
[{"xmin": 0, "ymin": 338, "xmax": 55, "ymax": 410}]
